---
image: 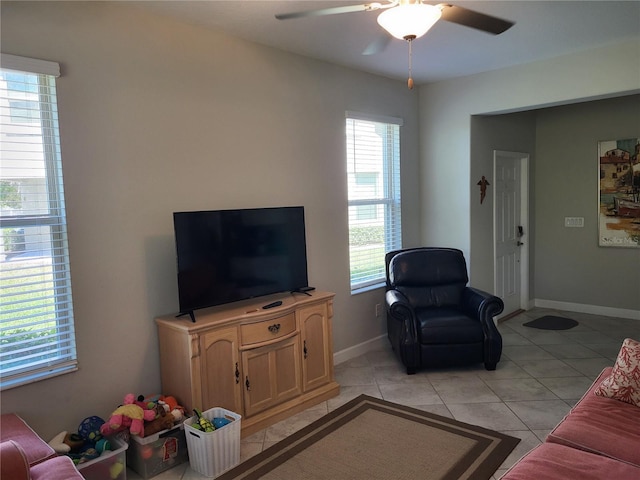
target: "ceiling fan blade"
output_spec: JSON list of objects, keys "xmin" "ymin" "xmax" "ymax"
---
[
  {"xmin": 439, "ymin": 4, "xmax": 514, "ymax": 35},
  {"xmin": 275, "ymin": 4, "xmax": 369, "ymax": 20},
  {"xmin": 362, "ymin": 34, "xmax": 391, "ymax": 55}
]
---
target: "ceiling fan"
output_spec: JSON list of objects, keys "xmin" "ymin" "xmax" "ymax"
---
[{"xmin": 275, "ymin": 1, "xmax": 515, "ymax": 88}]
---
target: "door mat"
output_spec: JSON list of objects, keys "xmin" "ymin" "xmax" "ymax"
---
[{"xmin": 523, "ymin": 315, "xmax": 579, "ymax": 330}]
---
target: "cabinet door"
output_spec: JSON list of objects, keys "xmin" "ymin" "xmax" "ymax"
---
[
  {"xmin": 299, "ymin": 303, "xmax": 331, "ymax": 392},
  {"xmin": 200, "ymin": 327, "xmax": 242, "ymax": 414},
  {"xmin": 242, "ymin": 335, "xmax": 302, "ymax": 417}
]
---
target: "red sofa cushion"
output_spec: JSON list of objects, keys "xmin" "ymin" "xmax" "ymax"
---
[
  {"xmin": 0, "ymin": 414, "xmax": 56, "ymax": 466},
  {"xmin": 547, "ymin": 367, "xmax": 640, "ymax": 467},
  {"xmin": 501, "ymin": 443, "xmax": 640, "ymax": 480},
  {"xmin": 0, "ymin": 440, "xmax": 31, "ymax": 480},
  {"xmin": 30, "ymin": 455, "xmax": 83, "ymax": 480}
]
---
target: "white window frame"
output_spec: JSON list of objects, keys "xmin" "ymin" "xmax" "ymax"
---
[
  {"xmin": 0, "ymin": 53, "xmax": 77, "ymax": 390},
  {"xmin": 346, "ymin": 111, "xmax": 402, "ymax": 293}
]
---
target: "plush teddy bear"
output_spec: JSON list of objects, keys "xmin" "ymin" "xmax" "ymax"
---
[
  {"xmin": 143, "ymin": 406, "xmax": 175, "ymax": 437},
  {"xmin": 100, "ymin": 394, "xmax": 156, "ymax": 437}
]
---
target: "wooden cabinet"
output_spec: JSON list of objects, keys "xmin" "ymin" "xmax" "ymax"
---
[
  {"xmin": 299, "ymin": 302, "xmax": 332, "ymax": 392},
  {"xmin": 156, "ymin": 291, "xmax": 339, "ymax": 437},
  {"xmin": 242, "ymin": 335, "xmax": 302, "ymax": 417},
  {"xmin": 200, "ymin": 327, "xmax": 242, "ymax": 415}
]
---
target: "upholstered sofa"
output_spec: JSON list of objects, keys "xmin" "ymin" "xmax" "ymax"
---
[
  {"xmin": 501, "ymin": 339, "xmax": 640, "ymax": 479},
  {"xmin": 0, "ymin": 413, "xmax": 84, "ymax": 480}
]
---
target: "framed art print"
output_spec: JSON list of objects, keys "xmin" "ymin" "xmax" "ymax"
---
[{"xmin": 598, "ymin": 138, "xmax": 640, "ymax": 248}]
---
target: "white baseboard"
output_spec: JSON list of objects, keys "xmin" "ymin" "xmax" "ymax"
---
[
  {"xmin": 333, "ymin": 301, "xmax": 639, "ymax": 367},
  {"xmin": 333, "ymin": 334, "xmax": 387, "ymax": 366},
  {"xmin": 534, "ymin": 299, "xmax": 640, "ymax": 321}
]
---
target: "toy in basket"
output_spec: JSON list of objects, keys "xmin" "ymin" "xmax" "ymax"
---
[{"xmin": 184, "ymin": 408, "xmax": 241, "ymax": 478}]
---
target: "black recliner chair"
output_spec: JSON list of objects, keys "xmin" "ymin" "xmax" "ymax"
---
[{"xmin": 385, "ymin": 247, "xmax": 504, "ymax": 374}]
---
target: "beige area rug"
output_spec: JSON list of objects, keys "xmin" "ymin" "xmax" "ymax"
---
[{"xmin": 218, "ymin": 394, "xmax": 520, "ymax": 480}]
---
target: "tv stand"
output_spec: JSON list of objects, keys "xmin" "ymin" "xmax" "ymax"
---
[
  {"xmin": 156, "ymin": 291, "xmax": 339, "ymax": 437},
  {"xmin": 175, "ymin": 311, "xmax": 196, "ymax": 323},
  {"xmin": 292, "ymin": 286, "xmax": 315, "ymax": 296}
]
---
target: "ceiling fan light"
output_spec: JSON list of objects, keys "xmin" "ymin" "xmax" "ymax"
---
[{"xmin": 377, "ymin": 3, "xmax": 442, "ymax": 40}]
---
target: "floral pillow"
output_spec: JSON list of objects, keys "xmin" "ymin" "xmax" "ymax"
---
[{"xmin": 595, "ymin": 337, "xmax": 640, "ymax": 407}]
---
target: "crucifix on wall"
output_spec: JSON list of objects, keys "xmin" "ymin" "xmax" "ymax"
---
[{"xmin": 477, "ymin": 176, "xmax": 490, "ymax": 204}]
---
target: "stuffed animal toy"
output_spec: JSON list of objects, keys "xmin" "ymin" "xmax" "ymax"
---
[
  {"xmin": 143, "ymin": 406, "xmax": 174, "ymax": 437},
  {"xmin": 137, "ymin": 393, "xmax": 162, "ymax": 410},
  {"xmin": 48, "ymin": 431, "xmax": 71, "ymax": 454},
  {"xmin": 159, "ymin": 395, "xmax": 185, "ymax": 422},
  {"xmin": 100, "ymin": 394, "xmax": 155, "ymax": 437},
  {"xmin": 48, "ymin": 416, "xmax": 106, "ymax": 455},
  {"xmin": 138, "ymin": 393, "xmax": 186, "ymax": 423}
]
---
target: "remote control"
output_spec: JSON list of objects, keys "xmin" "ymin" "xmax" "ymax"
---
[
  {"xmin": 262, "ymin": 300, "xmax": 283, "ymax": 309},
  {"xmin": 298, "ymin": 286, "xmax": 315, "ymax": 292}
]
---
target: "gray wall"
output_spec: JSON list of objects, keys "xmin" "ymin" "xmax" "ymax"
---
[
  {"xmin": 1, "ymin": 1, "xmax": 421, "ymax": 439},
  {"xmin": 419, "ymin": 38, "xmax": 639, "ymax": 300},
  {"xmin": 469, "ymin": 112, "xmax": 537, "ymax": 295},
  {"xmin": 534, "ymin": 95, "xmax": 640, "ymax": 311},
  {"xmin": 469, "ymin": 96, "xmax": 640, "ymax": 312}
]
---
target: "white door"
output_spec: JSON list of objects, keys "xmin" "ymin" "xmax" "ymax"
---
[{"xmin": 494, "ymin": 151, "xmax": 529, "ymax": 318}]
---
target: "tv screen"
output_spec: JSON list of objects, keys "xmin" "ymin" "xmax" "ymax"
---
[{"xmin": 173, "ymin": 206, "xmax": 309, "ymax": 316}]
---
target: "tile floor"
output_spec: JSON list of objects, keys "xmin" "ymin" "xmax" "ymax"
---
[{"xmin": 127, "ymin": 307, "xmax": 640, "ymax": 479}]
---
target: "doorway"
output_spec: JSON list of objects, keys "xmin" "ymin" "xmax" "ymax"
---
[{"xmin": 493, "ymin": 151, "xmax": 530, "ymax": 318}]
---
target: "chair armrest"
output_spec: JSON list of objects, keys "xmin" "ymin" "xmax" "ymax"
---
[
  {"xmin": 385, "ymin": 290, "xmax": 418, "ymax": 339},
  {"xmin": 385, "ymin": 289, "xmax": 420, "ymax": 369},
  {"xmin": 462, "ymin": 287, "xmax": 504, "ymax": 368},
  {"xmin": 386, "ymin": 290, "xmax": 413, "ymax": 322},
  {"xmin": 461, "ymin": 287, "xmax": 504, "ymax": 323},
  {"xmin": 385, "ymin": 290, "xmax": 418, "ymax": 345}
]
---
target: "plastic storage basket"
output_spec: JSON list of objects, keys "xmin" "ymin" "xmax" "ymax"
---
[
  {"xmin": 184, "ymin": 408, "xmax": 241, "ymax": 478},
  {"xmin": 127, "ymin": 423, "xmax": 188, "ymax": 479},
  {"xmin": 76, "ymin": 435, "xmax": 128, "ymax": 480}
]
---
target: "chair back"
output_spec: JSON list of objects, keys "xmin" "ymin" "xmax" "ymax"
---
[{"xmin": 387, "ymin": 248, "xmax": 469, "ymax": 308}]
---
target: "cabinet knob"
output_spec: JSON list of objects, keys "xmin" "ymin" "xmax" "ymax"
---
[
  {"xmin": 303, "ymin": 340, "xmax": 308, "ymax": 359},
  {"xmin": 235, "ymin": 362, "xmax": 240, "ymax": 384},
  {"xmin": 245, "ymin": 376, "xmax": 250, "ymax": 391},
  {"xmin": 268, "ymin": 323, "xmax": 281, "ymax": 334}
]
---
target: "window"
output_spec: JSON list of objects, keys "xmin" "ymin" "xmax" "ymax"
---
[
  {"xmin": 0, "ymin": 54, "xmax": 77, "ymax": 390},
  {"xmin": 346, "ymin": 112, "xmax": 402, "ymax": 292}
]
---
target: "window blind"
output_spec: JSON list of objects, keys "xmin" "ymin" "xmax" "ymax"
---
[
  {"xmin": 0, "ymin": 55, "xmax": 77, "ymax": 390},
  {"xmin": 346, "ymin": 114, "xmax": 402, "ymax": 291}
]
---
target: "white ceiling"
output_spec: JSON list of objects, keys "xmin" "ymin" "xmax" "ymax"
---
[{"xmin": 130, "ymin": 1, "xmax": 640, "ymax": 84}]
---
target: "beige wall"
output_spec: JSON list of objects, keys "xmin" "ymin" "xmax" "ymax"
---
[
  {"xmin": 2, "ymin": 0, "xmax": 639, "ymax": 441},
  {"xmin": 1, "ymin": 1, "xmax": 421, "ymax": 439}
]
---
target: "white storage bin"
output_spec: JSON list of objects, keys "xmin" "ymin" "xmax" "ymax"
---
[{"xmin": 184, "ymin": 408, "xmax": 241, "ymax": 478}]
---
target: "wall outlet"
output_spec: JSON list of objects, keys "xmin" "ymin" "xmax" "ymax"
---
[
  {"xmin": 375, "ymin": 303, "xmax": 382, "ymax": 317},
  {"xmin": 564, "ymin": 217, "xmax": 584, "ymax": 227}
]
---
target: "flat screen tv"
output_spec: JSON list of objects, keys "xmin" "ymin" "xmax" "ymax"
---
[{"xmin": 173, "ymin": 206, "xmax": 309, "ymax": 319}]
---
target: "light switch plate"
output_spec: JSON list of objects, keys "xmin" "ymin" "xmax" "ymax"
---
[{"xmin": 564, "ymin": 217, "xmax": 584, "ymax": 227}]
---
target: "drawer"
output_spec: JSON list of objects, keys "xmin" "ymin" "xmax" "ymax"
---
[{"xmin": 241, "ymin": 313, "xmax": 296, "ymax": 346}]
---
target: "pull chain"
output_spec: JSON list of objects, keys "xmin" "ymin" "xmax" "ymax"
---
[{"xmin": 405, "ymin": 35, "xmax": 416, "ymax": 90}]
